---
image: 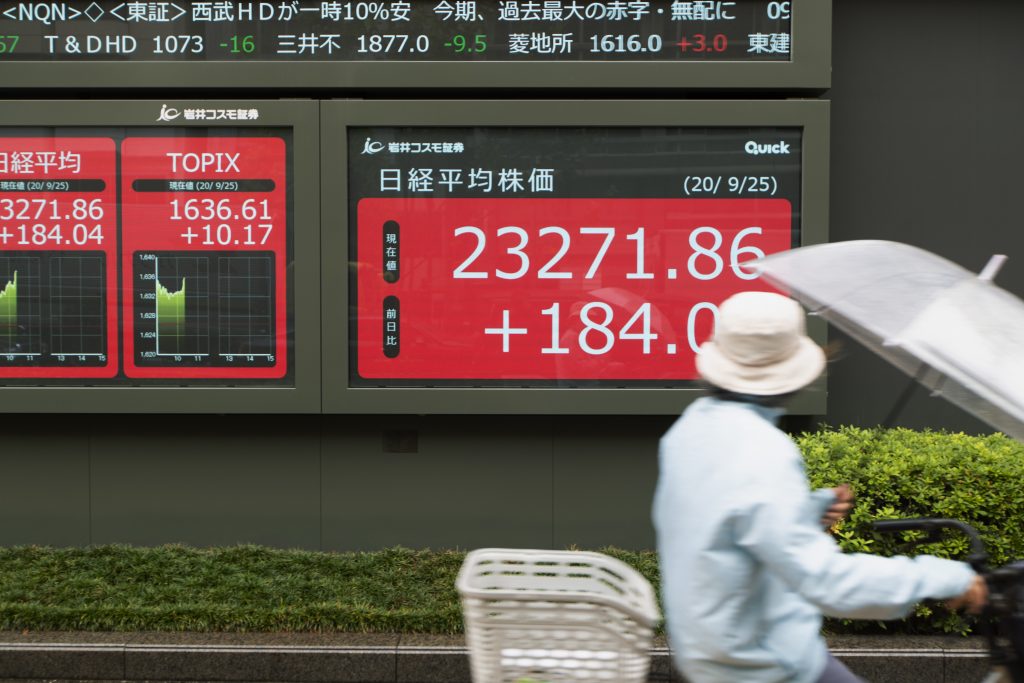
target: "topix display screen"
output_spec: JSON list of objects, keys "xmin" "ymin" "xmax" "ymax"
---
[
  {"xmin": 0, "ymin": 127, "xmax": 294, "ymax": 385},
  {"xmin": 348, "ymin": 125, "xmax": 801, "ymax": 388}
]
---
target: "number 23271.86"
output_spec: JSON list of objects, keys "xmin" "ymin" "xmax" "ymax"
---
[{"xmin": 452, "ymin": 225, "xmax": 764, "ymax": 281}]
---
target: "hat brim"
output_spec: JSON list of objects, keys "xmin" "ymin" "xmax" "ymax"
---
[{"xmin": 696, "ymin": 336, "xmax": 826, "ymax": 396}]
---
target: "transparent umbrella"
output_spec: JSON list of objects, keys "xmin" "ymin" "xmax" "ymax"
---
[{"xmin": 757, "ymin": 240, "xmax": 1024, "ymax": 441}]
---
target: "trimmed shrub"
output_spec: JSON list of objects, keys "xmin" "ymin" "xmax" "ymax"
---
[{"xmin": 799, "ymin": 426, "xmax": 1024, "ymax": 634}]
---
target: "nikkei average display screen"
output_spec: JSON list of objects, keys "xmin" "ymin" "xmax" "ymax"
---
[
  {"xmin": 348, "ymin": 126, "xmax": 800, "ymax": 387},
  {"xmin": 0, "ymin": 128, "xmax": 293, "ymax": 385}
]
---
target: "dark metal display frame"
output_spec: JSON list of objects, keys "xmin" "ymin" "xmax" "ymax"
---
[
  {"xmin": 322, "ymin": 98, "xmax": 830, "ymax": 415},
  {"xmin": 0, "ymin": 99, "xmax": 321, "ymax": 413}
]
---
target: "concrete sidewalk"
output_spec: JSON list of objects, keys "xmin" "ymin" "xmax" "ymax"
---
[{"xmin": 0, "ymin": 631, "xmax": 992, "ymax": 682}]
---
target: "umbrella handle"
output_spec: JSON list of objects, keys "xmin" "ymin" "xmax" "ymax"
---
[{"xmin": 882, "ymin": 367, "xmax": 930, "ymax": 428}]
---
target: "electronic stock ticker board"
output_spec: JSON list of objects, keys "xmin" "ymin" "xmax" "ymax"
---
[
  {"xmin": 0, "ymin": 3, "xmax": 831, "ymax": 413},
  {"xmin": 0, "ymin": 105, "xmax": 827, "ymax": 413},
  {"xmin": 0, "ymin": 0, "xmax": 830, "ymax": 90}
]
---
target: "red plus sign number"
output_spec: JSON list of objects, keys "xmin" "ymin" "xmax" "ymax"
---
[{"xmin": 676, "ymin": 34, "xmax": 729, "ymax": 53}]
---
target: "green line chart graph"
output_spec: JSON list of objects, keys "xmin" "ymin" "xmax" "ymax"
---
[
  {"xmin": 154, "ymin": 256, "xmax": 210, "ymax": 357},
  {"xmin": 155, "ymin": 277, "xmax": 187, "ymax": 348},
  {"xmin": 0, "ymin": 270, "xmax": 17, "ymax": 339},
  {"xmin": 134, "ymin": 251, "xmax": 275, "ymax": 368},
  {"xmin": 0, "ymin": 255, "xmax": 41, "ymax": 356}
]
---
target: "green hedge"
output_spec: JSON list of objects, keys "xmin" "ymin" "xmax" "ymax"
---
[
  {"xmin": 801, "ymin": 426, "xmax": 1024, "ymax": 634},
  {"xmin": 0, "ymin": 426, "xmax": 1020, "ymax": 634}
]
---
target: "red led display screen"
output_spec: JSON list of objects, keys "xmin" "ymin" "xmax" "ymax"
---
[
  {"xmin": 349, "ymin": 126, "xmax": 801, "ymax": 387},
  {"xmin": 0, "ymin": 137, "xmax": 118, "ymax": 377},
  {"xmin": 0, "ymin": 128, "xmax": 292, "ymax": 386},
  {"xmin": 121, "ymin": 136, "xmax": 289, "ymax": 379}
]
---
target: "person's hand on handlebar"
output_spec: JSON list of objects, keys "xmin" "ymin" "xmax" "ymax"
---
[
  {"xmin": 821, "ymin": 484, "xmax": 854, "ymax": 528},
  {"xmin": 946, "ymin": 575, "xmax": 988, "ymax": 614}
]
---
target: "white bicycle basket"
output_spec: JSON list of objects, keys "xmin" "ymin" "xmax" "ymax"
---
[{"xmin": 457, "ymin": 548, "xmax": 661, "ymax": 683}]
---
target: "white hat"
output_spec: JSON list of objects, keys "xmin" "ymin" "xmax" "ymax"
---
[{"xmin": 696, "ymin": 291, "xmax": 826, "ymax": 396}]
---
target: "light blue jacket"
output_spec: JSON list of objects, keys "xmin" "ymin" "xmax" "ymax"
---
[{"xmin": 652, "ymin": 397, "xmax": 975, "ymax": 683}]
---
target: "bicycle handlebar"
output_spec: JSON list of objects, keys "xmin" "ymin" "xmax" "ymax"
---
[
  {"xmin": 870, "ymin": 517, "xmax": 1024, "ymax": 682},
  {"xmin": 871, "ymin": 517, "xmax": 989, "ymax": 572}
]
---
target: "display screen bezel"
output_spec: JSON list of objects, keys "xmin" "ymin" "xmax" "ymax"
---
[
  {"xmin": 0, "ymin": 100, "xmax": 320, "ymax": 413},
  {"xmin": 322, "ymin": 99, "xmax": 829, "ymax": 415}
]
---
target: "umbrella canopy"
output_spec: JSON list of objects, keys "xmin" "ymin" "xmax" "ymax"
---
[{"xmin": 757, "ymin": 240, "xmax": 1024, "ymax": 441}]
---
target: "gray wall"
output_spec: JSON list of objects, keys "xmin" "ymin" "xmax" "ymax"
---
[
  {"xmin": 3, "ymin": 0, "xmax": 1023, "ymax": 550},
  {"xmin": 827, "ymin": 0, "xmax": 1024, "ymax": 433},
  {"xmin": 0, "ymin": 415, "xmax": 670, "ymax": 550}
]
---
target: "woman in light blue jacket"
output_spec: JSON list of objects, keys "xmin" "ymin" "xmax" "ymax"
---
[{"xmin": 652, "ymin": 292, "xmax": 986, "ymax": 683}]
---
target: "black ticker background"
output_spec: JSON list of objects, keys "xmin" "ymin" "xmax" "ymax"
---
[{"xmin": 0, "ymin": 0, "xmax": 791, "ymax": 62}]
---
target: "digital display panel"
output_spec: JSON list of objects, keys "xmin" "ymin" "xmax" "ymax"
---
[
  {"xmin": 0, "ymin": 127, "xmax": 293, "ymax": 385},
  {"xmin": 0, "ymin": 137, "xmax": 117, "ymax": 377},
  {"xmin": 121, "ymin": 136, "xmax": 288, "ymax": 379},
  {"xmin": 0, "ymin": 0, "xmax": 792, "ymax": 62},
  {"xmin": 348, "ymin": 126, "xmax": 801, "ymax": 387}
]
